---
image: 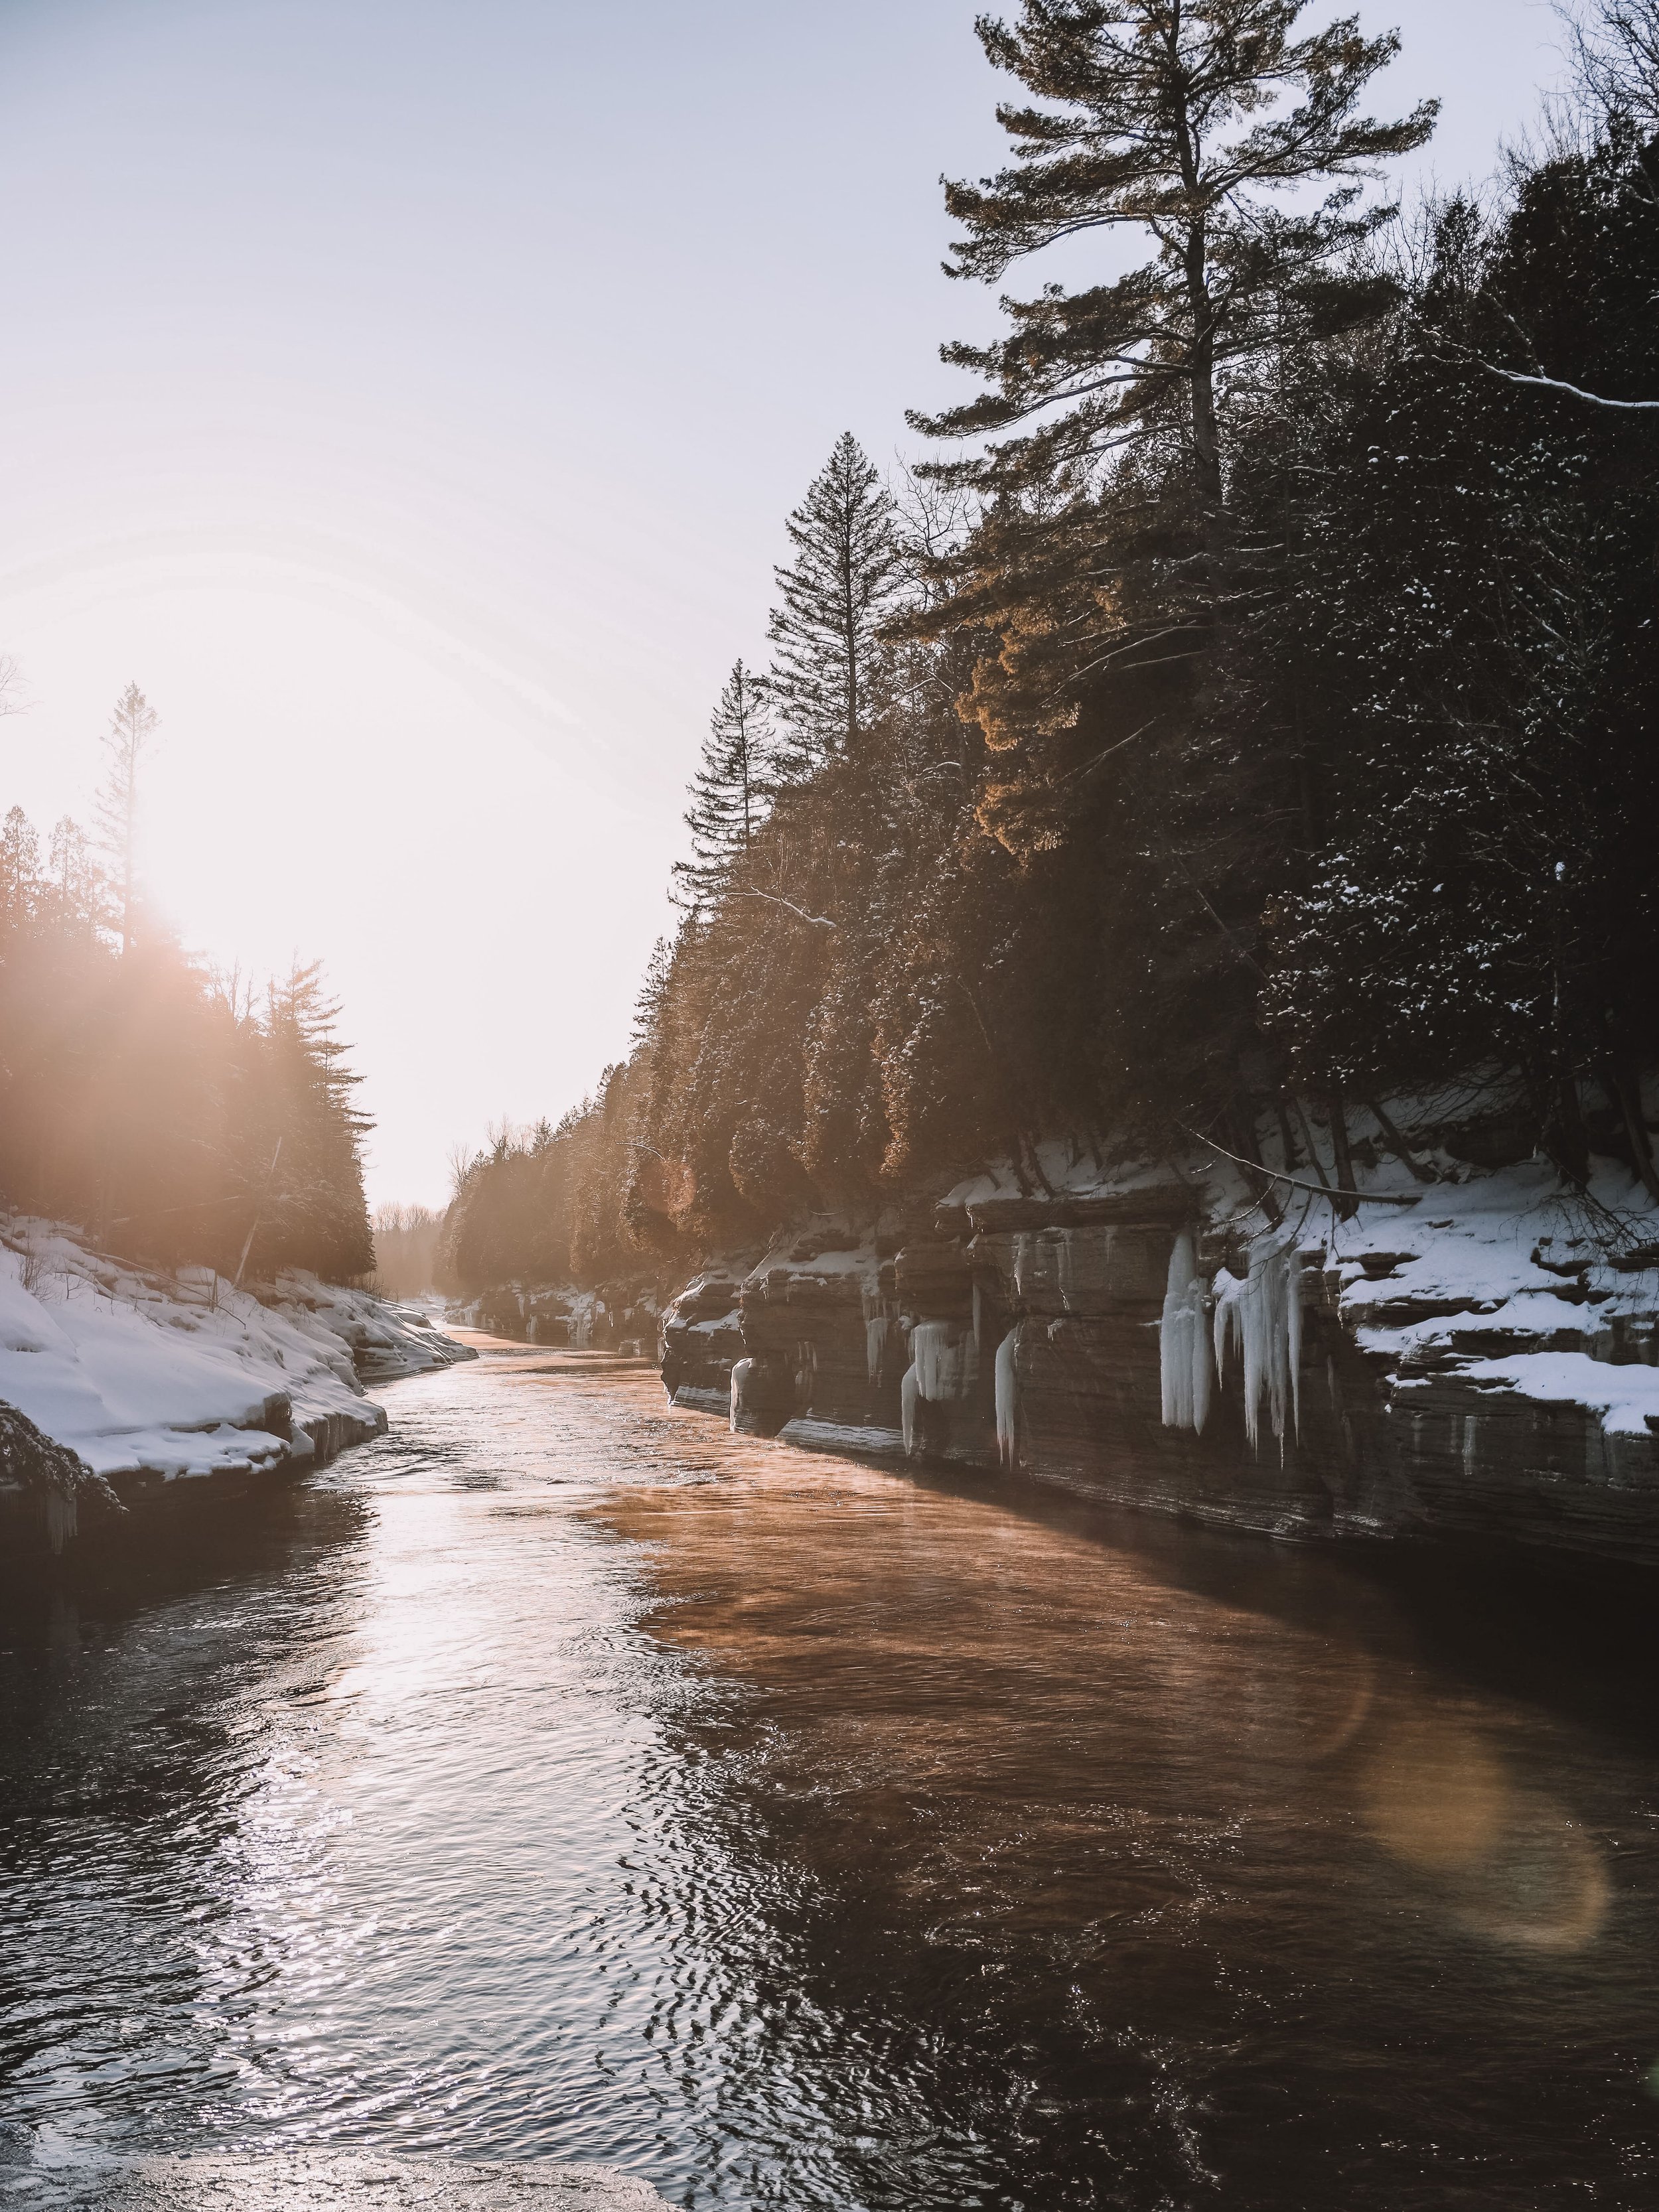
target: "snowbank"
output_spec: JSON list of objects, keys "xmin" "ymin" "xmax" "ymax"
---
[{"xmin": 0, "ymin": 1218, "xmax": 474, "ymax": 1491}]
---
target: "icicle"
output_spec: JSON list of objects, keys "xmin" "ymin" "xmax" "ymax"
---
[
  {"xmin": 911, "ymin": 1320, "xmax": 964, "ymax": 1403},
  {"xmin": 1289, "ymin": 1277, "xmax": 1303, "ymax": 1436},
  {"xmin": 729, "ymin": 1356, "xmax": 753, "ymax": 1434},
  {"xmin": 901, "ymin": 1360, "xmax": 920, "ymax": 1454},
  {"xmin": 1159, "ymin": 1231, "xmax": 1213, "ymax": 1432},
  {"xmin": 1210, "ymin": 1237, "xmax": 1304, "ymax": 1456},
  {"xmin": 1190, "ymin": 1286, "xmax": 1212, "ymax": 1434},
  {"xmin": 1058, "ymin": 1232, "xmax": 1076, "ymax": 1312},
  {"xmin": 865, "ymin": 1314, "xmax": 890, "ymax": 1383},
  {"xmin": 43, "ymin": 1490, "xmax": 76, "ymax": 1555},
  {"xmin": 994, "ymin": 1327, "xmax": 1020, "ymax": 1470}
]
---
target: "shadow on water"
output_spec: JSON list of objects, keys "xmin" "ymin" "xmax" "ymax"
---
[
  {"xmin": 707, "ymin": 1389, "xmax": 1659, "ymax": 1761},
  {"xmin": 593, "ymin": 1390, "xmax": 1659, "ymax": 2212},
  {"xmin": 3, "ymin": 1344, "xmax": 1659, "ymax": 2210}
]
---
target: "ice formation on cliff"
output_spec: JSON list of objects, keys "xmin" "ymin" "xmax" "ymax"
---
[
  {"xmin": 995, "ymin": 1328, "xmax": 1020, "ymax": 1470},
  {"xmin": 1159, "ymin": 1233, "xmax": 1213, "ymax": 1434},
  {"xmin": 910, "ymin": 1320, "xmax": 978, "ymax": 1403},
  {"xmin": 866, "ymin": 1314, "xmax": 896, "ymax": 1384},
  {"xmin": 1212, "ymin": 1237, "xmax": 1303, "ymax": 1454},
  {"xmin": 729, "ymin": 1355, "xmax": 754, "ymax": 1431},
  {"xmin": 901, "ymin": 1360, "xmax": 919, "ymax": 1453}
]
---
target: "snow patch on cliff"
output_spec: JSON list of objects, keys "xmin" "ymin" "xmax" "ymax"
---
[{"xmin": 956, "ymin": 1119, "xmax": 1659, "ymax": 1446}]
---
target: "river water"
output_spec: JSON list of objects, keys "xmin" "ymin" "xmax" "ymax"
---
[{"xmin": 4, "ymin": 1339, "xmax": 1659, "ymax": 2209}]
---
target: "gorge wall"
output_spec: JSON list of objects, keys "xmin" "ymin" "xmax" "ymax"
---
[{"xmin": 658, "ymin": 1148, "xmax": 1659, "ymax": 1571}]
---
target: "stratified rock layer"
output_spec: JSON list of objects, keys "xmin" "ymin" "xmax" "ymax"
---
[{"xmin": 660, "ymin": 1166, "xmax": 1659, "ymax": 1568}]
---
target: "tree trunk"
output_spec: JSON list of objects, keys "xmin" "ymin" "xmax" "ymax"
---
[
  {"xmin": 1226, "ymin": 1103, "xmax": 1283, "ymax": 1229},
  {"xmin": 1542, "ymin": 1073, "xmax": 1591, "ymax": 1187},
  {"xmin": 1366, "ymin": 1097, "xmax": 1435, "ymax": 1183},
  {"xmin": 1606, "ymin": 1062, "xmax": 1659, "ymax": 1204},
  {"xmin": 1327, "ymin": 1090, "xmax": 1360, "ymax": 1221},
  {"xmin": 1275, "ymin": 1095, "xmax": 1303, "ymax": 1172},
  {"xmin": 1287, "ymin": 1095, "xmax": 1334, "ymax": 1198}
]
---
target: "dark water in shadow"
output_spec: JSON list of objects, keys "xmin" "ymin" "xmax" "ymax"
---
[{"xmin": 4, "ymin": 1341, "xmax": 1659, "ymax": 2208}]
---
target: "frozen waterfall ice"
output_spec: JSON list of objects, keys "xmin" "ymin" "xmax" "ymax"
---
[
  {"xmin": 1212, "ymin": 1238, "xmax": 1303, "ymax": 1455},
  {"xmin": 1159, "ymin": 1232, "xmax": 1213, "ymax": 1434}
]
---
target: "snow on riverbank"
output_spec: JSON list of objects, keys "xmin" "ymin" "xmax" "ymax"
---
[{"xmin": 0, "ymin": 1218, "xmax": 473, "ymax": 1486}]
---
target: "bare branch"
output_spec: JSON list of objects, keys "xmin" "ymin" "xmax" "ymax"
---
[
  {"xmin": 1478, "ymin": 360, "xmax": 1659, "ymax": 409},
  {"xmin": 730, "ymin": 890, "xmax": 837, "ymax": 930}
]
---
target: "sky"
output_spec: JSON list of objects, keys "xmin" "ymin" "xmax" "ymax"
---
[{"xmin": 0, "ymin": 0, "xmax": 1571, "ymax": 1209}]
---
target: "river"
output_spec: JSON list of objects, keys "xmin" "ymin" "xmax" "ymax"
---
[{"xmin": 3, "ymin": 1338, "xmax": 1659, "ymax": 2209}]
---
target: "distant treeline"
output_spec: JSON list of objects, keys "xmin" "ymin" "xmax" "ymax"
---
[
  {"xmin": 0, "ymin": 687, "xmax": 373, "ymax": 1281},
  {"xmin": 370, "ymin": 1202, "xmax": 446, "ymax": 1302},
  {"xmin": 441, "ymin": 0, "xmax": 1659, "ymax": 1294}
]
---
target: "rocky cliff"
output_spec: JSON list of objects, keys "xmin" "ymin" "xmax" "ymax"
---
[{"xmin": 659, "ymin": 1127, "xmax": 1659, "ymax": 1570}]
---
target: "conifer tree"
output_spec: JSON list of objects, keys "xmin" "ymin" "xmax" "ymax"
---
[
  {"xmin": 766, "ymin": 433, "xmax": 903, "ymax": 774},
  {"xmin": 914, "ymin": 1, "xmax": 1437, "ymax": 548},
  {"xmin": 257, "ymin": 961, "xmax": 374, "ymax": 1277},
  {"xmin": 670, "ymin": 660, "xmax": 772, "ymax": 912},
  {"xmin": 0, "ymin": 805, "xmax": 40, "ymax": 935},
  {"xmin": 46, "ymin": 817, "xmax": 100, "ymax": 934},
  {"xmin": 96, "ymin": 682, "xmax": 159, "ymax": 954}
]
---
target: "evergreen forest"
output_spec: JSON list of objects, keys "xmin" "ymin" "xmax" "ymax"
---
[
  {"xmin": 444, "ymin": 0, "xmax": 1659, "ymax": 1296},
  {"xmin": 0, "ymin": 686, "xmax": 374, "ymax": 1282}
]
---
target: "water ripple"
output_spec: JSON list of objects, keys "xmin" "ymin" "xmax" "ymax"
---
[{"xmin": 3, "ymin": 1344, "xmax": 1659, "ymax": 2208}]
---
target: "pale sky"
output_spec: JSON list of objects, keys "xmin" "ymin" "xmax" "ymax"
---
[{"xmin": 0, "ymin": 0, "xmax": 1569, "ymax": 1208}]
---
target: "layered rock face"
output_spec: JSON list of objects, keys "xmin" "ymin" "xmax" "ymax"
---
[
  {"xmin": 456, "ymin": 1283, "xmax": 661, "ymax": 1355},
  {"xmin": 660, "ymin": 1163, "xmax": 1659, "ymax": 1568}
]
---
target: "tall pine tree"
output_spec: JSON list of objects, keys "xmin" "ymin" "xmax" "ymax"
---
[
  {"xmin": 915, "ymin": 1, "xmax": 1437, "ymax": 551},
  {"xmin": 670, "ymin": 660, "xmax": 772, "ymax": 913},
  {"xmin": 765, "ymin": 433, "xmax": 903, "ymax": 775}
]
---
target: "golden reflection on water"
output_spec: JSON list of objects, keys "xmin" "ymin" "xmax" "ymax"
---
[
  {"xmin": 596, "ymin": 1413, "xmax": 1611, "ymax": 1963},
  {"xmin": 1359, "ymin": 1712, "xmax": 1611, "ymax": 1952},
  {"xmin": 8, "ymin": 1341, "xmax": 1654, "ymax": 2209}
]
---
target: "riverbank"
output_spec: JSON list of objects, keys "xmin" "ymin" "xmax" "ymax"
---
[
  {"xmin": 656, "ymin": 1114, "xmax": 1659, "ymax": 1570},
  {"xmin": 0, "ymin": 1217, "xmax": 475, "ymax": 1554}
]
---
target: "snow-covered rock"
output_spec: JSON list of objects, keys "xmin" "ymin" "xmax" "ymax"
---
[{"xmin": 0, "ymin": 1218, "xmax": 474, "ymax": 1546}]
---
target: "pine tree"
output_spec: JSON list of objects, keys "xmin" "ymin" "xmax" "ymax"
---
[
  {"xmin": 914, "ymin": 1, "xmax": 1436, "ymax": 550},
  {"xmin": 257, "ymin": 961, "xmax": 374, "ymax": 1277},
  {"xmin": 670, "ymin": 660, "xmax": 772, "ymax": 912},
  {"xmin": 96, "ymin": 682, "xmax": 159, "ymax": 954},
  {"xmin": 765, "ymin": 434, "xmax": 903, "ymax": 774},
  {"xmin": 0, "ymin": 806, "xmax": 41, "ymax": 936},
  {"xmin": 46, "ymin": 817, "xmax": 100, "ymax": 934}
]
